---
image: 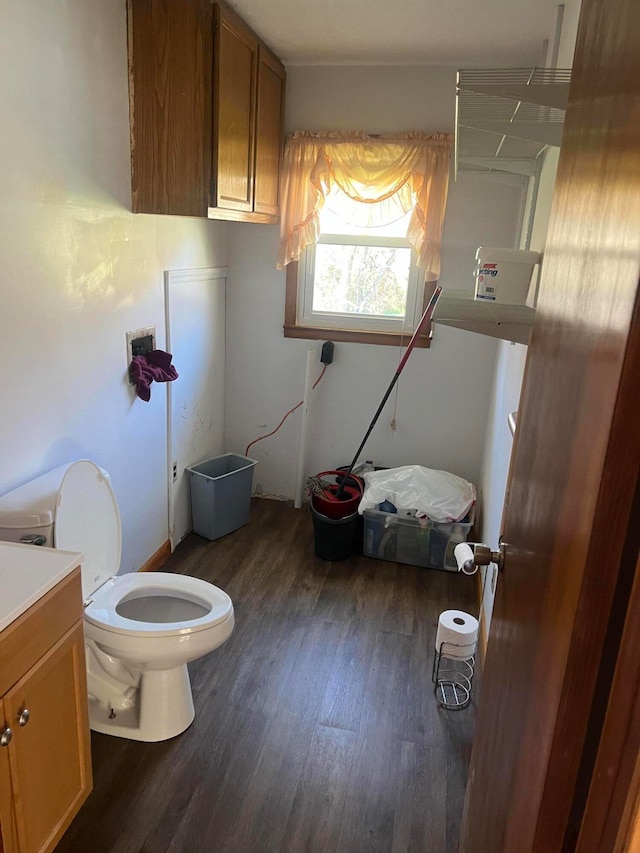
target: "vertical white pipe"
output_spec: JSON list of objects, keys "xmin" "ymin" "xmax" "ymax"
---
[
  {"xmin": 294, "ymin": 348, "xmax": 315, "ymax": 509},
  {"xmin": 550, "ymin": 4, "xmax": 565, "ymax": 69}
]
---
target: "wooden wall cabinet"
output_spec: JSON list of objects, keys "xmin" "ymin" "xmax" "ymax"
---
[
  {"xmin": 128, "ymin": 0, "xmax": 286, "ymax": 223},
  {"xmin": 0, "ymin": 571, "xmax": 91, "ymax": 853}
]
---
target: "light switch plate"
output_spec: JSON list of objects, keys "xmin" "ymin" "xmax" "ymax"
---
[{"xmin": 126, "ymin": 326, "xmax": 156, "ymax": 385}]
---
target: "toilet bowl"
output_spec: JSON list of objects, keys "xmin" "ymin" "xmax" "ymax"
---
[{"xmin": 0, "ymin": 460, "xmax": 234, "ymax": 742}]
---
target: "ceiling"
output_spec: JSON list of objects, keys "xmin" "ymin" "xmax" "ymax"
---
[{"xmin": 226, "ymin": 0, "xmax": 560, "ymax": 67}]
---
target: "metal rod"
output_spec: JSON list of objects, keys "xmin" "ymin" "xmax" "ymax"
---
[{"xmin": 294, "ymin": 348, "xmax": 315, "ymax": 509}]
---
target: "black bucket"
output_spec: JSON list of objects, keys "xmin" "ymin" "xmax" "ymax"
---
[{"xmin": 310, "ymin": 503, "xmax": 361, "ymax": 561}]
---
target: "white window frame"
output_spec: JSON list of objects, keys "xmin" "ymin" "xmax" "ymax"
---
[{"xmin": 297, "ymin": 232, "xmax": 425, "ymax": 335}]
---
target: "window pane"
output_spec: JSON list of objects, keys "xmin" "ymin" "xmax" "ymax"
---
[{"xmin": 312, "ymin": 244, "xmax": 412, "ymax": 317}]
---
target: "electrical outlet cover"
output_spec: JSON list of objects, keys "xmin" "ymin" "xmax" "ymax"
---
[{"xmin": 126, "ymin": 326, "xmax": 156, "ymax": 384}]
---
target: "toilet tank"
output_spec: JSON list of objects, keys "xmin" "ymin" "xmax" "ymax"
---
[
  {"xmin": 0, "ymin": 461, "xmax": 122, "ymax": 600},
  {"xmin": 0, "ymin": 464, "xmax": 73, "ymax": 547}
]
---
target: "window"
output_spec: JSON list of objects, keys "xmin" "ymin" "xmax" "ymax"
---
[
  {"xmin": 279, "ymin": 131, "xmax": 452, "ymax": 347},
  {"xmin": 285, "ymin": 194, "xmax": 433, "ymax": 347}
]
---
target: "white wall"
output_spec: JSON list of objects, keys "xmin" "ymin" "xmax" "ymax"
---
[
  {"xmin": 478, "ymin": 0, "xmax": 582, "ymax": 633},
  {"xmin": 225, "ymin": 66, "xmax": 523, "ymax": 499},
  {"xmin": 0, "ymin": 0, "xmax": 228, "ymax": 573}
]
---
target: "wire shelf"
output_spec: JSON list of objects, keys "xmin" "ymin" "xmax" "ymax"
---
[
  {"xmin": 458, "ymin": 67, "xmax": 572, "ymax": 110},
  {"xmin": 458, "ymin": 94, "xmax": 566, "ymax": 125},
  {"xmin": 456, "ymin": 125, "xmax": 547, "ymax": 171},
  {"xmin": 459, "ymin": 67, "xmax": 572, "ymax": 84},
  {"xmin": 455, "ymin": 66, "xmax": 572, "ymax": 180}
]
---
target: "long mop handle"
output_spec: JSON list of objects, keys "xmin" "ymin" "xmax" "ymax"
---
[{"xmin": 336, "ymin": 285, "xmax": 443, "ymax": 495}]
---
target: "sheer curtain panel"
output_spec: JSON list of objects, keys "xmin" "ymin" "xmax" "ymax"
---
[{"xmin": 277, "ymin": 131, "xmax": 453, "ymax": 281}]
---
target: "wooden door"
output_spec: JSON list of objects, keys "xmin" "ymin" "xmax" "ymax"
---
[
  {"xmin": 5, "ymin": 623, "xmax": 91, "ymax": 853},
  {"xmin": 459, "ymin": 0, "xmax": 640, "ymax": 849},
  {"xmin": 253, "ymin": 45, "xmax": 285, "ymax": 217},
  {"xmin": 213, "ymin": 6, "xmax": 257, "ymax": 212}
]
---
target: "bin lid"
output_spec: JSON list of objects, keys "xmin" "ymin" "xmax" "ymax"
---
[{"xmin": 56, "ymin": 461, "xmax": 122, "ymax": 599}]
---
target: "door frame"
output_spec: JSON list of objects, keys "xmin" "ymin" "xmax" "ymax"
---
[{"xmin": 164, "ymin": 266, "xmax": 228, "ymax": 550}]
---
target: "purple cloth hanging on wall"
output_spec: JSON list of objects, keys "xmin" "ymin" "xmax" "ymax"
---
[{"xmin": 129, "ymin": 350, "xmax": 179, "ymax": 401}]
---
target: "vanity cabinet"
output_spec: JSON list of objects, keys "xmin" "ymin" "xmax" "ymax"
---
[
  {"xmin": 0, "ymin": 570, "xmax": 91, "ymax": 853},
  {"xmin": 128, "ymin": 0, "xmax": 286, "ymax": 223}
]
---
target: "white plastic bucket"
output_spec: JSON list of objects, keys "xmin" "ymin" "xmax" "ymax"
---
[{"xmin": 474, "ymin": 247, "xmax": 540, "ymax": 305}]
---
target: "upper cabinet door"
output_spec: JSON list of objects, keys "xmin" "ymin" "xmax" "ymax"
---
[
  {"xmin": 213, "ymin": 7, "xmax": 258, "ymax": 213},
  {"xmin": 254, "ymin": 46, "xmax": 286, "ymax": 217},
  {"xmin": 128, "ymin": 0, "xmax": 214, "ymax": 217}
]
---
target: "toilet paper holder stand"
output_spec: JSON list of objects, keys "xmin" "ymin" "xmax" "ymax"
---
[{"xmin": 432, "ymin": 638, "xmax": 477, "ymax": 710}]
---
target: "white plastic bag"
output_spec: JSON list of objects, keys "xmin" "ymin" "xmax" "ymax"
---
[{"xmin": 358, "ymin": 465, "xmax": 475, "ymax": 522}]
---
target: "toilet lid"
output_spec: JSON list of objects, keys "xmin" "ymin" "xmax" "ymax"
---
[{"xmin": 55, "ymin": 460, "xmax": 122, "ymax": 600}]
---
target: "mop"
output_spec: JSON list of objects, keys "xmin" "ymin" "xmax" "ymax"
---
[{"xmin": 334, "ymin": 284, "xmax": 443, "ymax": 499}]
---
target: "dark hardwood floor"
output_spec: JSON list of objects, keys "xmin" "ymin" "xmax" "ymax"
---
[{"xmin": 57, "ymin": 499, "xmax": 478, "ymax": 853}]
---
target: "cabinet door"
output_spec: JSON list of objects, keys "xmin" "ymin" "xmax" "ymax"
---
[
  {"xmin": 127, "ymin": 0, "xmax": 214, "ymax": 217},
  {"xmin": 254, "ymin": 46, "xmax": 286, "ymax": 217},
  {"xmin": 0, "ymin": 735, "xmax": 16, "ymax": 853},
  {"xmin": 4, "ymin": 622, "xmax": 91, "ymax": 853},
  {"xmin": 213, "ymin": 7, "xmax": 258, "ymax": 212}
]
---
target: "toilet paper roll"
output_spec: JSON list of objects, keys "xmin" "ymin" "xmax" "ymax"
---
[
  {"xmin": 454, "ymin": 542, "xmax": 475, "ymax": 573},
  {"xmin": 435, "ymin": 609, "xmax": 479, "ymax": 660}
]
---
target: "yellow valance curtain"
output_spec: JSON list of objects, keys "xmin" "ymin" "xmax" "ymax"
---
[{"xmin": 277, "ymin": 130, "xmax": 453, "ymax": 281}]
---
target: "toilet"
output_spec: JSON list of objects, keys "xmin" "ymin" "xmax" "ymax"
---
[{"xmin": 0, "ymin": 460, "xmax": 234, "ymax": 742}]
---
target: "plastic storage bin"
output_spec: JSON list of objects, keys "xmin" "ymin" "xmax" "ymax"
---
[
  {"xmin": 474, "ymin": 247, "xmax": 540, "ymax": 305},
  {"xmin": 188, "ymin": 453, "xmax": 257, "ymax": 541},
  {"xmin": 363, "ymin": 507, "xmax": 475, "ymax": 572}
]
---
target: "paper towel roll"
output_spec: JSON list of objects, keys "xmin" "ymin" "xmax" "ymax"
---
[
  {"xmin": 454, "ymin": 542, "xmax": 475, "ymax": 573},
  {"xmin": 435, "ymin": 610, "xmax": 478, "ymax": 660}
]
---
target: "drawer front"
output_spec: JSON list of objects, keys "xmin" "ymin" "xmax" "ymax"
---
[{"xmin": 0, "ymin": 570, "xmax": 82, "ymax": 696}]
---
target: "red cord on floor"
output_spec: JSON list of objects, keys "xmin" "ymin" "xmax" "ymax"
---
[{"xmin": 245, "ymin": 364, "xmax": 327, "ymax": 458}]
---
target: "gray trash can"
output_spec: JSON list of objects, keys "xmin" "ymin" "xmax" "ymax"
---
[{"xmin": 188, "ymin": 453, "xmax": 258, "ymax": 540}]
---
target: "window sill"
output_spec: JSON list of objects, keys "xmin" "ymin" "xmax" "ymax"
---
[{"xmin": 283, "ymin": 323, "xmax": 431, "ymax": 348}]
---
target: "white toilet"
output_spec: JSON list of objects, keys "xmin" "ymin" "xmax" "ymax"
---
[{"xmin": 0, "ymin": 460, "xmax": 234, "ymax": 742}]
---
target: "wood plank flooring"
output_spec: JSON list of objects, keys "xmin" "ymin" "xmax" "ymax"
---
[{"xmin": 57, "ymin": 499, "xmax": 478, "ymax": 853}]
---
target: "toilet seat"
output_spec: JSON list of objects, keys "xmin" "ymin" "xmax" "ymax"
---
[{"xmin": 85, "ymin": 572, "xmax": 233, "ymax": 638}]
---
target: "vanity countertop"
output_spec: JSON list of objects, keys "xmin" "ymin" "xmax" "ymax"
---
[{"xmin": 0, "ymin": 541, "xmax": 83, "ymax": 632}]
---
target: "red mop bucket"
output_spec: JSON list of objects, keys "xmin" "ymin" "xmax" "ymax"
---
[{"xmin": 310, "ymin": 470, "xmax": 364, "ymax": 520}]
